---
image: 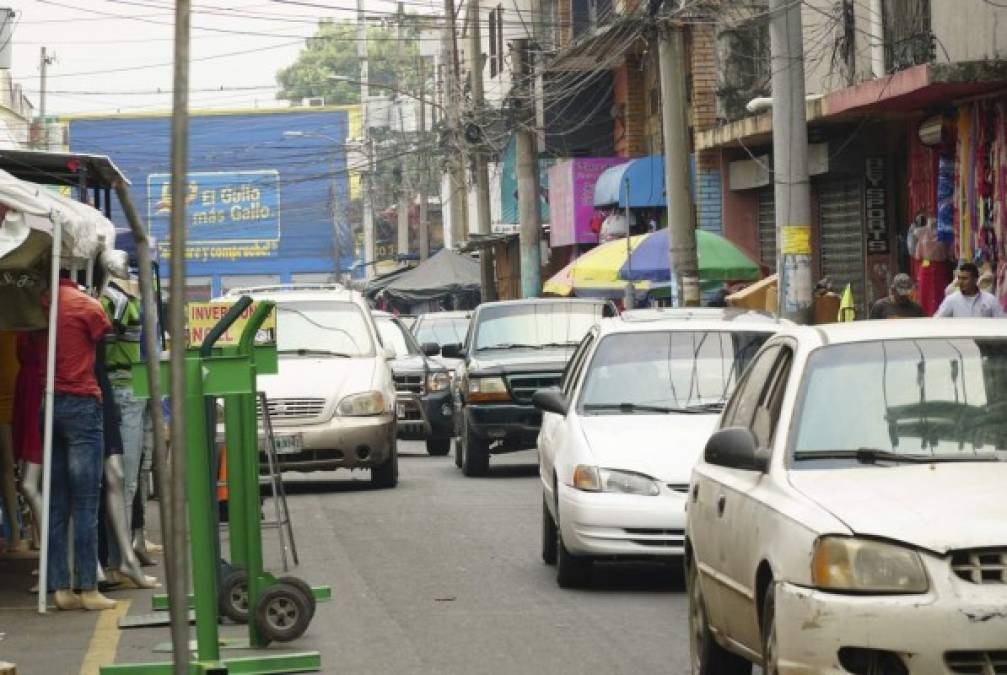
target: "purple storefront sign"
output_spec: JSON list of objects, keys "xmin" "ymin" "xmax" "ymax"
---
[{"xmin": 548, "ymin": 157, "xmax": 627, "ymax": 247}]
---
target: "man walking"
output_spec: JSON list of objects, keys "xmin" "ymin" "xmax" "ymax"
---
[
  {"xmin": 934, "ymin": 262, "xmax": 1005, "ymax": 318},
  {"xmin": 870, "ymin": 273, "xmax": 924, "ymax": 319}
]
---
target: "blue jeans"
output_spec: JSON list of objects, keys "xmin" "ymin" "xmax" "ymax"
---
[
  {"xmin": 48, "ymin": 394, "xmax": 104, "ymax": 592},
  {"xmin": 112, "ymin": 386, "xmax": 145, "ymax": 527}
]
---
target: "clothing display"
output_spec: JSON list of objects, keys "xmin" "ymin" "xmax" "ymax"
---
[
  {"xmin": 0, "ymin": 229, "xmax": 50, "ymax": 331},
  {"xmin": 12, "ymin": 331, "xmax": 45, "ymax": 465}
]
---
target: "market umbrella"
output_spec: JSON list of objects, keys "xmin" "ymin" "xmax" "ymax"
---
[
  {"xmin": 619, "ymin": 228, "xmax": 761, "ymax": 283},
  {"xmin": 542, "ymin": 235, "xmax": 652, "ymax": 297}
]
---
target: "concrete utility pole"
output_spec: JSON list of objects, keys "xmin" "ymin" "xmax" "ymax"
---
[
  {"xmin": 467, "ymin": 0, "xmax": 497, "ymax": 301},
  {"xmin": 512, "ymin": 39, "xmax": 541, "ymax": 298},
  {"xmin": 658, "ymin": 22, "xmax": 700, "ymax": 307},
  {"xmin": 358, "ymin": 0, "xmax": 376, "ymax": 279},
  {"xmin": 418, "ymin": 51, "xmax": 430, "ymax": 260},
  {"xmin": 442, "ymin": 0, "xmax": 468, "ymax": 249},
  {"xmin": 396, "ymin": 3, "xmax": 410, "ymax": 260},
  {"xmin": 38, "ymin": 47, "xmax": 54, "ymax": 150},
  {"xmin": 769, "ymin": 0, "xmax": 813, "ymax": 322}
]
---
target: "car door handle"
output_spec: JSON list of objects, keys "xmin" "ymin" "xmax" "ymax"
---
[{"xmin": 716, "ymin": 495, "xmax": 726, "ymax": 517}]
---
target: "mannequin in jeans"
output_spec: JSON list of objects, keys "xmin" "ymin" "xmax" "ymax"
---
[{"xmin": 47, "ymin": 269, "xmax": 116, "ymax": 611}]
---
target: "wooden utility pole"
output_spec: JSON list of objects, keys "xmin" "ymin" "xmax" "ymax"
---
[
  {"xmin": 658, "ymin": 21, "xmax": 699, "ymax": 307},
  {"xmin": 467, "ymin": 0, "xmax": 496, "ymax": 300},
  {"xmin": 769, "ymin": 0, "xmax": 813, "ymax": 321},
  {"xmin": 38, "ymin": 47, "xmax": 54, "ymax": 150},
  {"xmin": 512, "ymin": 39, "xmax": 541, "ymax": 298}
]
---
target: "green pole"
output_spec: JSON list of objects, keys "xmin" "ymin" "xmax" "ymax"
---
[
  {"xmin": 183, "ymin": 356, "xmax": 221, "ymax": 662},
  {"xmin": 223, "ymin": 395, "xmax": 247, "ymax": 569}
]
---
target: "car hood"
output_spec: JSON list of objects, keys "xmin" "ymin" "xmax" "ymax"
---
[
  {"xmin": 260, "ymin": 355, "xmax": 377, "ymax": 400},
  {"xmin": 468, "ymin": 347, "xmax": 574, "ymax": 374},
  {"xmin": 788, "ymin": 463, "xmax": 1007, "ymax": 553},
  {"xmin": 389, "ymin": 354, "xmax": 429, "ymax": 374},
  {"xmin": 578, "ymin": 414, "xmax": 720, "ymax": 483}
]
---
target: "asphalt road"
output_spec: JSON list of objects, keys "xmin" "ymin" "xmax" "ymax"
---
[{"xmin": 3, "ymin": 441, "xmax": 693, "ymax": 674}]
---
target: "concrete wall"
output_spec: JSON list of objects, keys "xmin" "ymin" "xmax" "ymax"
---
[{"xmin": 932, "ymin": 0, "xmax": 1007, "ymax": 62}]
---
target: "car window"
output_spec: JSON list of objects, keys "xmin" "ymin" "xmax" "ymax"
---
[
  {"xmin": 722, "ymin": 345, "xmax": 781, "ymax": 428},
  {"xmin": 276, "ymin": 301, "xmax": 375, "ymax": 357},
  {"xmin": 561, "ymin": 332, "xmax": 596, "ymax": 397},
  {"xmin": 750, "ymin": 347, "xmax": 793, "ymax": 448},
  {"xmin": 376, "ymin": 318, "xmax": 418, "ymax": 357}
]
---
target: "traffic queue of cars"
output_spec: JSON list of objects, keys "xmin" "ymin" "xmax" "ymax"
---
[{"xmin": 219, "ymin": 284, "xmax": 1007, "ymax": 675}]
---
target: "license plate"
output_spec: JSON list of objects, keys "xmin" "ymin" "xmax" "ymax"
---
[
  {"xmin": 396, "ymin": 402, "xmax": 406, "ymax": 419},
  {"xmin": 261, "ymin": 433, "xmax": 303, "ymax": 455}
]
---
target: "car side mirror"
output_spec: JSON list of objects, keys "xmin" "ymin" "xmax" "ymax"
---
[
  {"xmin": 382, "ymin": 346, "xmax": 396, "ymax": 360},
  {"xmin": 442, "ymin": 343, "xmax": 464, "ymax": 359},
  {"xmin": 704, "ymin": 427, "xmax": 770, "ymax": 472},
  {"xmin": 532, "ymin": 387, "xmax": 569, "ymax": 416},
  {"xmin": 421, "ymin": 342, "xmax": 441, "ymax": 357}
]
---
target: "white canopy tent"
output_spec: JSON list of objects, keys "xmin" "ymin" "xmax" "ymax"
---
[{"xmin": 0, "ymin": 167, "xmax": 117, "ymax": 613}]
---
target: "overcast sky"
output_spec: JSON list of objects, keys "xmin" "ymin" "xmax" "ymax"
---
[{"xmin": 8, "ymin": 0, "xmax": 439, "ymax": 116}]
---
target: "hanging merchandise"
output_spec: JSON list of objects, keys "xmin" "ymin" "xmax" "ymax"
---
[{"xmin": 937, "ymin": 154, "xmax": 956, "ymax": 247}]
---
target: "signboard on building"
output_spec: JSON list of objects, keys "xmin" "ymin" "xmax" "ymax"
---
[
  {"xmin": 186, "ymin": 301, "xmax": 276, "ymax": 348},
  {"xmin": 548, "ymin": 158, "xmax": 627, "ymax": 247},
  {"xmin": 499, "ymin": 135, "xmax": 555, "ymax": 226},
  {"xmin": 147, "ymin": 170, "xmax": 281, "ymax": 263}
]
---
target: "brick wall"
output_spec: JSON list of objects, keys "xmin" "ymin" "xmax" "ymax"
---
[
  {"xmin": 689, "ymin": 21, "xmax": 722, "ymax": 234},
  {"xmin": 614, "ymin": 53, "xmax": 648, "ymax": 157}
]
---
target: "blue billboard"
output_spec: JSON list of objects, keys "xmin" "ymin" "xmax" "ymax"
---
[{"xmin": 69, "ymin": 108, "xmax": 358, "ymax": 298}]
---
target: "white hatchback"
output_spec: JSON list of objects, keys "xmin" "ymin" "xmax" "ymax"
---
[
  {"xmin": 535, "ymin": 309, "xmax": 782, "ymax": 588},
  {"xmin": 687, "ymin": 319, "xmax": 1007, "ymax": 675}
]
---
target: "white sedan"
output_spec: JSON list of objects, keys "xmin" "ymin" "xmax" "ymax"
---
[
  {"xmin": 687, "ymin": 319, "xmax": 1007, "ymax": 675},
  {"xmin": 535, "ymin": 309, "xmax": 781, "ymax": 588}
]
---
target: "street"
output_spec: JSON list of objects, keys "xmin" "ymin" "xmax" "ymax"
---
[{"xmin": 1, "ymin": 442, "xmax": 692, "ymax": 674}]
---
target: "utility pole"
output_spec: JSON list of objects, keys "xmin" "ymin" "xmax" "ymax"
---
[
  {"xmin": 467, "ymin": 0, "xmax": 497, "ymax": 301},
  {"xmin": 512, "ymin": 39, "xmax": 541, "ymax": 298},
  {"xmin": 396, "ymin": 3, "xmax": 410, "ymax": 261},
  {"xmin": 769, "ymin": 0, "xmax": 813, "ymax": 322},
  {"xmin": 38, "ymin": 47, "xmax": 54, "ymax": 150},
  {"xmin": 418, "ymin": 50, "xmax": 430, "ymax": 260},
  {"xmin": 357, "ymin": 0, "xmax": 376, "ymax": 279},
  {"xmin": 442, "ymin": 0, "xmax": 468, "ymax": 250},
  {"xmin": 657, "ymin": 21, "xmax": 699, "ymax": 307}
]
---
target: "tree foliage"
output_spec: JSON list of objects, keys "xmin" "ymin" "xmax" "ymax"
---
[{"xmin": 276, "ymin": 18, "xmax": 423, "ymax": 105}]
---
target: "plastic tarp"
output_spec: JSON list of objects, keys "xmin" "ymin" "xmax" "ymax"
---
[
  {"xmin": 381, "ymin": 249, "xmax": 480, "ymax": 303},
  {"xmin": 592, "ymin": 155, "xmax": 666, "ymax": 208},
  {"xmin": 0, "ymin": 168, "xmax": 115, "ymax": 262}
]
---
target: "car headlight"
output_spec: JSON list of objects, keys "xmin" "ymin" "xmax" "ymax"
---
[
  {"xmin": 427, "ymin": 371, "xmax": 451, "ymax": 392},
  {"xmin": 812, "ymin": 537, "xmax": 929, "ymax": 594},
  {"xmin": 467, "ymin": 376, "xmax": 510, "ymax": 403},
  {"xmin": 337, "ymin": 391, "xmax": 386, "ymax": 417},
  {"xmin": 572, "ymin": 465, "xmax": 660, "ymax": 496}
]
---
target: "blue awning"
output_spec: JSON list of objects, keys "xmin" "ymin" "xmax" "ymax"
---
[{"xmin": 592, "ymin": 155, "xmax": 666, "ymax": 208}]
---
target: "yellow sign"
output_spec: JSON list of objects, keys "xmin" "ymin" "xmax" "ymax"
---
[
  {"xmin": 186, "ymin": 301, "xmax": 276, "ymax": 348},
  {"xmin": 780, "ymin": 225, "xmax": 812, "ymax": 255}
]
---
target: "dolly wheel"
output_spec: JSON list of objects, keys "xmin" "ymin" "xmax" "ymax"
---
[
  {"xmin": 218, "ymin": 567, "xmax": 249, "ymax": 624},
  {"xmin": 278, "ymin": 576, "xmax": 317, "ymax": 619},
  {"xmin": 254, "ymin": 582, "xmax": 312, "ymax": 644}
]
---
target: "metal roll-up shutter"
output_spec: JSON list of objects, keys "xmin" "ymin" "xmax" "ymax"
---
[
  {"xmin": 819, "ymin": 178, "xmax": 864, "ymax": 313},
  {"xmin": 757, "ymin": 187, "xmax": 776, "ymax": 271}
]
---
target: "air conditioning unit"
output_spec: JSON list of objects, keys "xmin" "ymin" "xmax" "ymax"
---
[{"xmin": 302, "ymin": 97, "xmax": 325, "ymax": 107}]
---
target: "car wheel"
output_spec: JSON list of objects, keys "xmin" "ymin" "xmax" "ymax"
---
[
  {"xmin": 453, "ymin": 436, "xmax": 463, "ymax": 468},
  {"xmin": 371, "ymin": 442, "xmax": 399, "ymax": 488},
  {"xmin": 541, "ymin": 496, "xmax": 557, "ymax": 565},
  {"xmin": 688, "ymin": 556, "xmax": 751, "ymax": 675},
  {"xmin": 425, "ymin": 438, "xmax": 451, "ymax": 456},
  {"xmin": 761, "ymin": 582, "xmax": 779, "ymax": 675},
  {"xmin": 461, "ymin": 419, "xmax": 489, "ymax": 477},
  {"xmin": 555, "ymin": 514, "xmax": 591, "ymax": 588}
]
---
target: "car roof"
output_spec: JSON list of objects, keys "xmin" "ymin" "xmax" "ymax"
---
[
  {"xmin": 619, "ymin": 307, "xmax": 789, "ymax": 325},
  {"xmin": 219, "ymin": 283, "xmax": 364, "ymax": 305},
  {"xmin": 780, "ymin": 318, "xmax": 1007, "ymax": 347},
  {"xmin": 476, "ymin": 298, "xmax": 610, "ymax": 311},
  {"xmin": 416, "ymin": 311, "xmax": 472, "ymax": 320},
  {"xmin": 597, "ymin": 314, "xmax": 785, "ymax": 336}
]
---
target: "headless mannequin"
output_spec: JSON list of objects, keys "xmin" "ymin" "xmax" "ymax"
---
[{"xmin": 0, "ymin": 333, "xmax": 23, "ymax": 552}]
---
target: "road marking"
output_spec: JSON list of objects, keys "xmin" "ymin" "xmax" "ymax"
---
[{"xmin": 79, "ymin": 599, "xmax": 131, "ymax": 675}]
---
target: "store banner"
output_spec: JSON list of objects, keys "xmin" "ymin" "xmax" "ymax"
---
[
  {"xmin": 186, "ymin": 300, "xmax": 276, "ymax": 348},
  {"xmin": 548, "ymin": 158, "xmax": 627, "ymax": 247},
  {"xmin": 147, "ymin": 170, "xmax": 281, "ymax": 263}
]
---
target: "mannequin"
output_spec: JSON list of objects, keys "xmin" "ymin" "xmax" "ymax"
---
[
  {"xmin": 0, "ymin": 332, "xmax": 25, "ymax": 553},
  {"xmin": 12, "ymin": 330, "xmax": 46, "ymax": 552}
]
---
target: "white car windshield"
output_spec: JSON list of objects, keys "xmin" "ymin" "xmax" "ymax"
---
[
  {"xmin": 793, "ymin": 338, "xmax": 1007, "ymax": 463},
  {"xmin": 276, "ymin": 301, "xmax": 374, "ymax": 357},
  {"xmin": 474, "ymin": 304, "xmax": 603, "ymax": 351},
  {"xmin": 579, "ymin": 330, "xmax": 771, "ymax": 414},
  {"xmin": 414, "ymin": 317, "xmax": 469, "ymax": 347},
  {"xmin": 377, "ymin": 317, "xmax": 418, "ymax": 357}
]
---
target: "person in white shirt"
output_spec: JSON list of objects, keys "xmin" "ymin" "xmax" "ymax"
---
[{"xmin": 934, "ymin": 262, "xmax": 1005, "ymax": 317}]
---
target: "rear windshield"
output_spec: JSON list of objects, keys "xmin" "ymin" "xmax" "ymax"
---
[{"xmin": 414, "ymin": 316, "xmax": 470, "ymax": 347}]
